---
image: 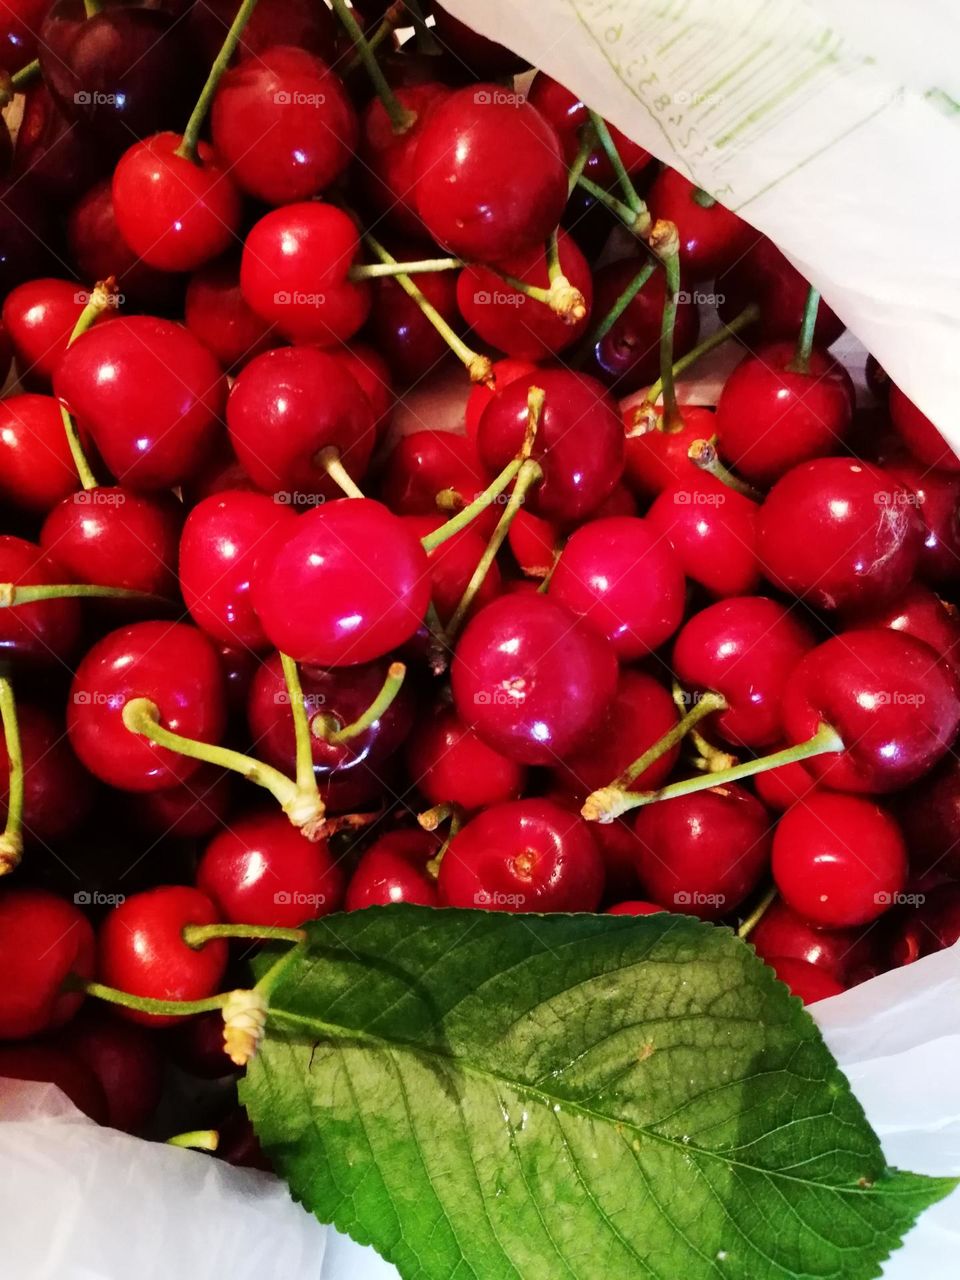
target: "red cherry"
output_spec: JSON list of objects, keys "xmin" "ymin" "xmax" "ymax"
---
[
  {"xmin": 0, "ymin": 535, "xmax": 82, "ymax": 666},
  {"xmin": 0, "ymin": 1043, "xmax": 107, "ymax": 1122},
  {"xmin": 211, "ymin": 48, "xmax": 356, "ymax": 204},
  {"xmin": 673, "ymin": 597, "xmax": 816, "ymax": 748},
  {"xmin": 133, "ymin": 765, "xmax": 233, "ymax": 840},
  {"xmin": 1, "ymin": 277, "xmax": 88, "ymax": 386},
  {"xmin": 240, "ymin": 202, "xmax": 370, "ymax": 345},
  {"xmin": 437, "ymin": 798, "xmax": 604, "ymax": 912},
  {"xmin": 526, "ymin": 72, "xmax": 651, "ymax": 186},
  {"xmin": 383, "ymin": 430, "xmax": 496, "ymax": 535},
  {"xmin": 889, "ymin": 383, "xmax": 958, "ymax": 471},
  {"xmin": 845, "ymin": 585, "xmax": 960, "ymax": 680},
  {"xmin": 894, "ymin": 758, "xmax": 960, "ymax": 880},
  {"xmin": 772, "ymin": 792, "xmax": 907, "ymax": 927},
  {"xmin": 413, "ymin": 85, "xmax": 566, "ymax": 263},
  {"xmin": 586, "ymin": 258, "xmax": 699, "ymax": 393},
  {"xmin": 345, "ymin": 829, "xmax": 439, "ymax": 910},
  {"xmin": 0, "ymin": 888, "xmax": 95, "ymax": 1039},
  {"xmin": 189, "ymin": 0, "xmax": 337, "ymax": 65},
  {"xmin": 0, "ymin": 0, "xmax": 49, "ymax": 71},
  {"xmin": 623, "ymin": 405, "xmax": 717, "ymax": 498},
  {"xmin": 549, "ymin": 516, "xmax": 686, "ymax": 659},
  {"xmin": 403, "ymin": 515, "xmax": 502, "ymax": 626},
  {"xmin": 1, "ymin": 701, "xmax": 94, "ymax": 845},
  {"xmin": 647, "ymin": 168, "xmax": 755, "ymax": 280},
  {"xmin": 507, "ymin": 508, "xmax": 558, "ymax": 579},
  {"xmin": 884, "ymin": 458, "xmax": 960, "ymax": 586},
  {"xmin": 167, "ymin": 1009, "xmax": 236, "ymax": 1079},
  {"xmin": 41, "ymin": 487, "xmax": 181, "ymax": 596},
  {"xmin": 647, "ymin": 476, "xmax": 760, "ymax": 598},
  {"xmin": 782, "ymin": 629, "xmax": 960, "ymax": 793},
  {"xmin": 451, "ymin": 593, "xmax": 618, "ymax": 765},
  {"xmin": 11, "ymin": 82, "xmax": 102, "ymax": 201},
  {"xmin": 111, "ymin": 133, "xmax": 241, "ymax": 272},
  {"xmin": 0, "ymin": 394, "xmax": 82, "ymax": 515},
  {"xmin": 184, "ymin": 257, "xmax": 277, "ymax": 372},
  {"xmin": 464, "ymin": 356, "xmax": 536, "ymax": 446},
  {"xmin": 197, "ymin": 810, "xmax": 344, "ymax": 927},
  {"xmin": 714, "ymin": 344, "xmax": 855, "ymax": 486},
  {"xmin": 180, "ymin": 490, "xmax": 296, "ymax": 649},
  {"xmin": 757, "ymin": 458, "xmax": 922, "ymax": 609},
  {"xmin": 96, "ymin": 886, "xmax": 227, "ymax": 1027},
  {"xmin": 404, "ymin": 704, "xmax": 526, "ymax": 813},
  {"xmin": 54, "ymin": 315, "xmax": 227, "ymax": 492},
  {"xmin": 634, "ymin": 784, "xmax": 771, "ymax": 920},
  {"xmin": 68, "ymin": 621, "xmax": 226, "ymax": 792},
  {"xmin": 589, "ymin": 813, "xmax": 645, "ymax": 901},
  {"xmin": 607, "ymin": 900, "xmax": 664, "ymax": 916},
  {"xmin": 57, "ymin": 1008, "xmax": 164, "ymax": 1132},
  {"xmin": 753, "ymin": 752, "xmax": 819, "ymax": 811},
  {"xmin": 766, "ymin": 957, "xmax": 845, "ymax": 1005},
  {"xmin": 749, "ymin": 899, "xmax": 878, "ymax": 984},
  {"xmin": 553, "ymin": 669, "xmax": 680, "ymax": 801},
  {"xmin": 717, "ymin": 236, "xmax": 845, "ymax": 345},
  {"xmin": 367, "ymin": 260, "xmax": 461, "ymax": 384},
  {"xmin": 359, "ymin": 83, "xmax": 450, "ymax": 236},
  {"xmin": 456, "ymin": 229, "xmax": 593, "ymax": 360},
  {"xmin": 328, "ymin": 344, "xmax": 393, "ymax": 443},
  {"xmin": 891, "ymin": 885, "xmax": 960, "ymax": 965},
  {"xmin": 477, "ymin": 369, "xmax": 624, "ymax": 524}
]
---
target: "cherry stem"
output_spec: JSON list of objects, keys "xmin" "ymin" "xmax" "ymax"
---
[
  {"xmin": 121, "ymin": 698, "xmax": 325, "ymax": 835},
  {"xmin": 312, "ymin": 662, "xmax": 406, "ymax": 744},
  {"xmin": 737, "ymin": 885, "xmax": 777, "ymax": 940},
  {"xmin": 490, "ymin": 263, "xmax": 587, "ymax": 324},
  {"xmin": 175, "ymin": 0, "xmax": 260, "ymax": 162},
  {"xmin": 0, "ymin": 59, "xmax": 40, "ymax": 105},
  {"xmin": 426, "ymin": 807, "xmax": 462, "ymax": 879},
  {"xmin": 60, "ymin": 280, "xmax": 119, "ymax": 490},
  {"xmin": 182, "ymin": 923, "xmax": 306, "ymax": 948},
  {"xmin": 345, "ymin": 0, "xmax": 405, "ymax": 72},
  {"xmin": 582, "ymin": 691, "xmax": 728, "ymax": 823},
  {"xmin": 575, "ymin": 260, "xmax": 656, "ymax": 366},
  {"xmin": 279, "ymin": 653, "xmax": 320, "ymax": 799},
  {"xmin": 418, "ymin": 801, "xmax": 455, "ymax": 832},
  {"xmin": 167, "ymin": 1130, "xmax": 219, "ymax": 1152},
  {"xmin": 650, "ymin": 219, "xmax": 682, "ymax": 428},
  {"xmin": 786, "ymin": 286, "xmax": 820, "ymax": 376},
  {"xmin": 587, "ymin": 109, "xmax": 644, "ymax": 215},
  {"xmin": 329, "ymin": 0, "xmax": 415, "ymax": 134},
  {"xmin": 670, "ymin": 681, "xmax": 738, "ymax": 773},
  {"xmin": 0, "ymin": 583, "xmax": 169, "ymax": 608},
  {"xmin": 83, "ymin": 0, "xmax": 102, "ymax": 17},
  {"xmin": 316, "ymin": 447, "xmax": 365, "ymax": 500},
  {"xmin": 422, "ymin": 456, "xmax": 524, "ymax": 552},
  {"xmin": 363, "ymin": 232, "xmax": 492, "ymax": 384},
  {"xmin": 74, "ymin": 978, "xmax": 232, "ymax": 1019},
  {"xmin": 577, "ymin": 175, "xmax": 651, "ymax": 238},
  {"xmin": 688, "ymin": 439, "xmax": 762, "ymax": 501},
  {"xmin": 424, "ymin": 600, "xmax": 450, "ymax": 676},
  {"xmin": 692, "ymin": 187, "xmax": 716, "ymax": 208},
  {"xmin": 0, "ymin": 675, "xmax": 23, "ymax": 875},
  {"xmin": 566, "ymin": 125, "xmax": 595, "ymax": 196},
  {"xmin": 349, "ymin": 256, "xmax": 462, "ymax": 281}
]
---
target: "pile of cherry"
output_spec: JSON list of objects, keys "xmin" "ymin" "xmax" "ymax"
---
[{"xmin": 0, "ymin": 0, "xmax": 959, "ymax": 1162}]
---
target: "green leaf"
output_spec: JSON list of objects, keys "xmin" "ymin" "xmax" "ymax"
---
[{"xmin": 240, "ymin": 906, "xmax": 954, "ymax": 1280}]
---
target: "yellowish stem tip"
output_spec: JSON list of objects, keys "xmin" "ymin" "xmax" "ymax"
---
[
  {"xmin": 468, "ymin": 354, "xmax": 495, "ymax": 387},
  {"xmin": 222, "ymin": 988, "xmax": 269, "ymax": 1067},
  {"xmin": 547, "ymin": 275, "xmax": 588, "ymax": 324}
]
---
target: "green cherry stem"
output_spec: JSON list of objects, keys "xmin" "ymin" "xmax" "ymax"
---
[
  {"xmin": 349, "ymin": 256, "xmax": 462, "ymax": 280},
  {"xmin": 175, "ymin": 0, "xmax": 261, "ymax": 162},
  {"xmin": 182, "ymin": 922, "xmax": 306, "ymax": 947},
  {"xmin": 60, "ymin": 280, "xmax": 119, "ymax": 490},
  {"xmin": 566, "ymin": 125, "xmax": 595, "ymax": 197},
  {"xmin": 167, "ymin": 1130, "xmax": 220, "ymax": 1152},
  {"xmin": 786, "ymin": 285, "xmax": 820, "ymax": 376},
  {"xmin": 688, "ymin": 439, "xmax": 762, "ymax": 501},
  {"xmin": 312, "ymin": 662, "xmax": 407, "ymax": 744},
  {"xmin": 345, "ymin": 0, "xmax": 405, "ymax": 71},
  {"xmin": 650, "ymin": 218, "xmax": 683, "ymax": 428},
  {"xmin": 329, "ymin": 0, "xmax": 415, "ymax": 134},
  {"xmin": 73, "ymin": 979, "xmax": 233, "ymax": 1019},
  {"xmin": 279, "ymin": 653, "xmax": 320, "ymax": 799},
  {"xmin": 422, "ymin": 457, "xmax": 524, "ymax": 551},
  {"xmin": 418, "ymin": 801, "xmax": 456, "ymax": 832},
  {"xmin": 576, "ymin": 175, "xmax": 648, "ymax": 235},
  {"xmin": 315, "ymin": 447, "xmax": 365, "ymax": 499},
  {"xmin": 0, "ymin": 675, "xmax": 23, "ymax": 875},
  {"xmin": 363, "ymin": 232, "xmax": 493, "ymax": 384},
  {"xmin": 573, "ymin": 260, "xmax": 657, "ymax": 367},
  {"xmin": 672, "ymin": 683, "xmax": 737, "ymax": 773},
  {"xmin": 737, "ymin": 886, "xmax": 778, "ymax": 940},
  {"xmin": 82, "ymin": 0, "xmax": 102, "ymax": 17},
  {"xmin": 587, "ymin": 109, "xmax": 644, "ymax": 215},
  {"xmin": 0, "ymin": 58, "xmax": 40, "ymax": 104},
  {"xmin": 426, "ymin": 806, "xmax": 462, "ymax": 879},
  {"xmin": 637, "ymin": 302, "xmax": 761, "ymax": 421},
  {"xmin": 490, "ymin": 263, "xmax": 587, "ymax": 324},
  {"xmin": 0, "ymin": 583, "xmax": 169, "ymax": 608}
]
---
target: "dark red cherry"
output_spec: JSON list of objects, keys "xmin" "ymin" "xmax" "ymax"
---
[
  {"xmin": 749, "ymin": 899, "xmax": 878, "ymax": 984},
  {"xmin": 845, "ymin": 585, "xmax": 960, "ymax": 681},
  {"xmin": 889, "ymin": 383, "xmax": 959, "ymax": 471},
  {"xmin": 167, "ymin": 1008, "xmax": 236, "ymax": 1079},
  {"xmin": 623, "ymin": 405, "xmax": 717, "ymax": 498},
  {"xmin": 197, "ymin": 809, "xmax": 344, "ymax": 927},
  {"xmin": 772, "ymin": 792, "xmax": 907, "ymax": 928},
  {"xmin": 382, "ymin": 429, "xmax": 496, "ymax": 536},
  {"xmin": 647, "ymin": 476, "xmax": 760, "ymax": 598},
  {"xmin": 189, "ymin": 0, "xmax": 337, "ymax": 65},
  {"xmin": 0, "ymin": 180, "xmax": 58, "ymax": 295},
  {"xmin": 367, "ymin": 260, "xmax": 461, "ymax": 385},
  {"xmin": 477, "ymin": 369, "xmax": 624, "ymax": 524},
  {"xmin": 1, "ymin": 277, "xmax": 88, "ymax": 386},
  {"xmin": 180, "ymin": 490, "xmax": 296, "ymax": 649},
  {"xmin": 211, "ymin": 47, "xmax": 356, "ymax": 204},
  {"xmin": 345, "ymin": 829, "xmax": 439, "ymax": 910},
  {"xmin": 891, "ymin": 885, "xmax": 960, "ymax": 965},
  {"xmin": 0, "ymin": 888, "xmax": 95, "ymax": 1039},
  {"xmin": 714, "ymin": 344, "xmax": 855, "ymax": 486},
  {"xmin": 526, "ymin": 72, "xmax": 652, "ymax": 186},
  {"xmin": 673, "ymin": 597, "xmax": 816, "ymax": 748},
  {"xmin": 893, "ymin": 757, "xmax": 960, "ymax": 880},
  {"xmin": 647, "ymin": 168, "xmax": 755, "ymax": 281},
  {"xmin": 464, "ymin": 356, "xmax": 536, "ymax": 446},
  {"xmin": 553, "ymin": 669, "xmax": 680, "ymax": 802},
  {"xmin": 0, "ymin": 1044, "xmax": 107, "ymax": 1122},
  {"xmin": 586, "ymin": 258, "xmax": 699, "ymax": 394},
  {"xmin": 54, "ymin": 315, "xmax": 227, "ymax": 492},
  {"xmin": 884, "ymin": 458, "xmax": 960, "ymax": 586},
  {"xmin": 456, "ymin": 229, "xmax": 593, "ymax": 360},
  {"xmin": 0, "ymin": 395, "xmax": 82, "ymax": 515},
  {"xmin": 451, "ymin": 593, "xmax": 618, "ymax": 765},
  {"xmin": 132, "ymin": 765, "xmax": 232, "ymax": 840},
  {"xmin": 634, "ymin": 784, "xmax": 771, "ymax": 920},
  {"xmin": 67, "ymin": 621, "xmax": 226, "ymax": 792},
  {"xmin": 550, "ymin": 516, "xmax": 685, "ymax": 659},
  {"xmin": 112, "ymin": 133, "xmax": 241, "ymax": 272},
  {"xmin": 251, "ymin": 498, "xmax": 431, "ymax": 665},
  {"xmin": 404, "ymin": 515, "xmax": 501, "ymax": 626},
  {"xmin": 438, "ymin": 798, "xmax": 604, "ymax": 912},
  {"xmin": 11, "ymin": 80, "xmax": 103, "ymax": 199},
  {"xmin": 41, "ymin": 487, "xmax": 181, "ymax": 596},
  {"xmin": 0, "ymin": 0, "xmax": 49, "ymax": 71},
  {"xmin": 0, "ymin": 535, "xmax": 82, "ymax": 666},
  {"xmin": 413, "ymin": 85, "xmax": 566, "ymax": 263},
  {"xmin": 757, "ymin": 458, "xmax": 922, "ymax": 609},
  {"xmin": 717, "ymin": 236, "xmax": 844, "ymax": 346},
  {"xmin": 240, "ymin": 202, "xmax": 370, "ymax": 345},
  {"xmin": 185, "ymin": 257, "xmax": 277, "ymax": 372},
  {"xmin": 766, "ymin": 957, "xmax": 844, "ymax": 1005},
  {"xmin": 782, "ymin": 629, "xmax": 960, "ymax": 793},
  {"xmin": 405, "ymin": 704, "xmax": 526, "ymax": 813},
  {"xmin": 96, "ymin": 886, "xmax": 227, "ymax": 1028},
  {"xmin": 57, "ymin": 1008, "xmax": 164, "ymax": 1132},
  {"xmin": 359, "ymin": 82, "xmax": 450, "ymax": 236},
  {"xmin": 1, "ymin": 701, "xmax": 94, "ymax": 844},
  {"xmin": 216, "ymin": 642, "xmax": 259, "ymax": 719},
  {"xmin": 430, "ymin": 5, "xmax": 527, "ymax": 77}
]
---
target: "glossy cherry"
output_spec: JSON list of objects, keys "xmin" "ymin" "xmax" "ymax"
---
[
  {"xmin": 781, "ymin": 628, "xmax": 960, "ymax": 793},
  {"xmin": 891, "ymin": 885, "xmax": 960, "ymax": 966},
  {"xmin": 884, "ymin": 458, "xmax": 960, "ymax": 586},
  {"xmin": 464, "ymin": 357, "xmax": 537, "ymax": 446},
  {"xmin": 526, "ymin": 72, "xmax": 651, "ymax": 186},
  {"xmin": 1, "ymin": 701, "xmax": 94, "ymax": 845},
  {"xmin": 845, "ymin": 585, "xmax": 960, "ymax": 680},
  {"xmin": 749, "ymin": 899, "xmax": 878, "ymax": 985},
  {"xmin": 382, "ymin": 430, "xmax": 496, "ymax": 536},
  {"xmin": 757, "ymin": 458, "xmax": 922, "ymax": 609},
  {"xmin": 240, "ymin": 202, "xmax": 370, "ymax": 345},
  {"xmin": 0, "ymin": 394, "xmax": 82, "ymax": 515},
  {"xmin": 57, "ymin": 1008, "xmax": 164, "ymax": 1132},
  {"xmin": 403, "ymin": 514, "xmax": 501, "ymax": 626},
  {"xmin": 404, "ymin": 704, "xmax": 527, "ymax": 813},
  {"xmin": 367, "ymin": 261, "xmax": 461, "ymax": 385},
  {"xmin": 753, "ymin": 753, "xmax": 819, "ymax": 811},
  {"xmin": 437, "ymin": 798, "xmax": 604, "ymax": 912},
  {"xmin": 507, "ymin": 508, "xmax": 558, "ymax": 579},
  {"xmin": 889, "ymin": 383, "xmax": 958, "ymax": 471},
  {"xmin": 717, "ymin": 236, "xmax": 844, "ymax": 346},
  {"xmin": 11, "ymin": 81, "xmax": 103, "ymax": 201},
  {"xmin": 197, "ymin": 810, "xmax": 344, "ymax": 927},
  {"xmin": 345, "ymin": 829, "xmax": 439, "ymax": 910},
  {"xmin": 96, "ymin": 886, "xmax": 228, "ymax": 1028},
  {"xmin": 413, "ymin": 84, "xmax": 567, "ymax": 263},
  {"xmin": 328, "ymin": 344, "xmax": 393, "ymax": 443},
  {"xmin": 359, "ymin": 82, "xmax": 450, "ymax": 236},
  {"xmin": 647, "ymin": 168, "xmax": 754, "ymax": 280},
  {"xmin": 133, "ymin": 765, "xmax": 233, "ymax": 840},
  {"xmin": 451, "ymin": 593, "xmax": 618, "ymax": 765},
  {"xmin": 54, "ymin": 315, "xmax": 227, "ymax": 492},
  {"xmin": 766, "ymin": 957, "xmax": 845, "ymax": 1006},
  {"xmin": 714, "ymin": 344, "xmax": 855, "ymax": 486},
  {"xmin": 633, "ymin": 783, "xmax": 771, "ymax": 920},
  {"xmin": 623, "ymin": 405, "xmax": 718, "ymax": 498},
  {"xmin": 0, "ymin": 888, "xmax": 95, "ymax": 1039},
  {"xmin": 184, "ymin": 257, "xmax": 277, "ymax": 372},
  {"xmin": 1, "ymin": 277, "xmax": 88, "ymax": 387},
  {"xmin": 67, "ymin": 621, "xmax": 226, "ymax": 792},
  {"xmin": 772, "ymin": 792, "xmax": 907, "ymax": 928},
  {"xmin": 0, "ymin": 0, "xmax": 49, "ymax": 71},
  {"xmin": 647, "ymin": 475, "xmax": 760, "ymax": 597},
  {"xmin": 477, "ymin": 369, "xmax": 624, "ymax": 524},
  {"xmin": 0, "ymin": 535, "xmax": 82, "ymax": 666}
]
